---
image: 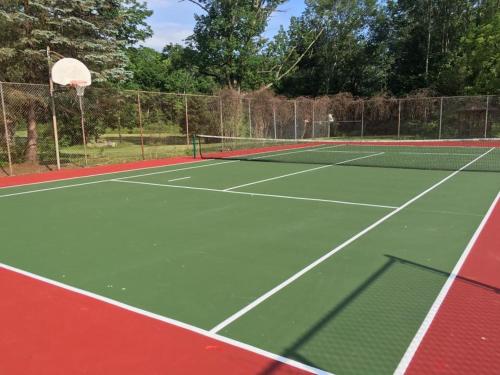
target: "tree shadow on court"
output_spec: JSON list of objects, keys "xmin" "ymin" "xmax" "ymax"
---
[{"xmin": 259, "ymin": 254, "xmax": 499, "ymax": 375}]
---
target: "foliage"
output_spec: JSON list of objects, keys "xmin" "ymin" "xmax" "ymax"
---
[{"xmin": 186, "ymin": 0, "xmax": 287, "ymax": 90}]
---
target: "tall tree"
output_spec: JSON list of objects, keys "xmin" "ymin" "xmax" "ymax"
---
[
  {"xmin": 0, "ymin": 0, "xmax": 152, "ymax": 162},
  {"xmin": 386, "ymin": 0, "xmax": 478, "ymax": 95},
  {"xmin": 273, "ymin": 0, "xmax": 381, "ymax": 96},
  {"xmin": 185, "ymin": 0, "xmax": 286, "ymax": 91}
]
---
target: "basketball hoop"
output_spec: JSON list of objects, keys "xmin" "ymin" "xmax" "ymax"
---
[
  {"xmin": 51, "ymin": 58, "xmax": 92, "ymax": 166},
  {"xmin": 69, "ymin": 80, "xmax": 88, "ymax": 97}
]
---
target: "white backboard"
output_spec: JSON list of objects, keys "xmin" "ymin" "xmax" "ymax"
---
[{"xmin": 52, "ymin": 58, "xmax": 91, "ymax": 87}]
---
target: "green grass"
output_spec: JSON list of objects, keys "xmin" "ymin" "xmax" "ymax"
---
[
  {"xmin": 59, "ymin": 142, "xmax": 192, "ymax": 165},
  {"xmin": 1, "ymin": 156, "xmax": 499, "ymax": 374}
]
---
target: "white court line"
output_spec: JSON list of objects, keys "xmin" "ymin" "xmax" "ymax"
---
[
  {"xmin": 0, "ymin": 161, "xmax": 236, "ymax": 199},
  {"xmin": 224, "ymin": 165, "xmax": 331, "ymax": 191},
  {"xmin": 0, "ymin": 158, "xmax": 213, "ymax": 190},
  {"xmin": 209, "ymin": 147, "xmax": 495, "ymax": 334},
  {"xmin": 0, "ymin": 180, "xmax": 108, "ymax": 199},
  {"xmin": 112, "ymin": 179, "xmax": 396, "ymax": 209},
  {"xmin": 394, "ymin": 191, "xmax": 500, "ymax": 375},
  {"xmin": 224, "ymin": 152, "xmax": 385, "ymax": 192},
  {"xmin": 249, "ymin": 144, "xmax": 343, "ymax": 160},
  {"xmin": 399, "ymin": 152, "xmax": 480, "ymax": 156},
  {"xmin": 335, "ymin": 152, "xmax": 385, "ymax": 165},
  {"xmin": 0, "ymin": 263, "xmax": 328, "ymax": 375},
  {"xmin": 113, "ymin": 160, "xmax": 238, "ymax": 180},
  {"xmin": 310, "ymin": 150, "xmax": 378, "ymax": 154},
  {"xmin": 168, "ymin": 176, "xmax": 191, "ymax": 182}
]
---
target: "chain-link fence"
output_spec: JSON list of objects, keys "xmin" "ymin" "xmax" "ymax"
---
[{"xmin": 1, "ymin": 81, "xmax": 498, "ymax": 177}]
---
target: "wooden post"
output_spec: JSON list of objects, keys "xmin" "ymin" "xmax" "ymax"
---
[
  {"xmin": 294, "ymin": 100, "xmax": 297, "ymax": 139},
  {"xmin": 219, "ymin": 96, "xmax": 224, "ymax": 137},
  {"xmin": 273, "ymin": 104, "xmax": 277, "ymax": 139},
  {"xmin": 46, "ymin": 47, "xmax": 61, "ymax": 170},
  {"xmin": 312, "ymin": 101, "xmax": 316, "ymax": 138},
  {"xmin": 248, "ymin": 99, "xmax": 252, "ymax": 137},
  {"xmin": 184, "ymin": 94, "xmax": 189, "ymax": 145},
  {"xmin": 361, "ymin": 101, "xmax": 365, "ymax": 138},
  {"xmin": 137, "ymin": 91, "xmax": 145, "ymax": 160},
  {"xmin": 439, "ymin": 97, "xmax": 443, "ymax": 139},
  {"xmin": 0, "ymin": 82, "xmax": 13, "ymax": 175},
  {"xmin": 484, "ymin": 95, "xmax": 490, "ymax": 138},
  {"xmin": 397, "ymin": 99, "xmax": 401, "ymax": 139}
]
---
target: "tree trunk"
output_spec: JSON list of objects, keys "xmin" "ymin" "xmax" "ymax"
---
[{"xmin": 25, "ymin": 101, "xmax": 38, "ymax": 164}]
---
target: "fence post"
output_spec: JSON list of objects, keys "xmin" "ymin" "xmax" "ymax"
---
[
  {"xmin": 312, "ymin": 100, "xmax": 315, "ymax": 138},
  {"xmin": 219, "ymin": 96, "xmax": 224, "ymax": 137},
  {"xmin": 397, "ymin": 99, "xmax": 401, "ymax": 139},
  {"xmin": 294, "ymin": 100, "xmax": 297, "ymax": 140},
  {"xmin": 361, "ymin": 100, "xmax": 365, "ymax": 138},
  {"xmin": 0, "ymin": 82, "xmax": 13, "ymax": 176},
  {"xmin": 439, "ymin": 97, "xmax": 443, "ymax": 139},
  {"xmin": 136, "ymin": 91, "xmax": 145, "ymax": 160},
  {"xmin": 184, "ymin": 94, "xmax": 189, "ymax": 145},
  {"xmin": 273, "ymin": 104, "xmax": 277, "ymax": 139},
  {"xmin": 47, "ymin": 47, "xmax": 61, "ymax": 170},
  {"xmin": 248, "ymin": 99, "xmax": 252, "ymax": 138},
  {"xmin": 484, "ymin": 95, "xmax": 490, "ymax": 138}
]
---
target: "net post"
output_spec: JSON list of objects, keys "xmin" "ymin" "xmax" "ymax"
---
[
  {"xmin": 484, "ymin": 95, "xmax": 489, "ymax": 138},
  {"xmin": 397, "ymin": 99, "xmax": 401, "ymax": 139},
  {"xmin": 136, "ymin": 91, "xmax": 145, "ymax": 160},
  {"xmin": 294, "ymin": 100, "xmax": 297, "ymax": 140},
  {"xmin": 46, "ymin": 47, "xmax": 61, "ymax": 170},
  {"xmin": 248, "ymin": 99, "xmax": 252, "ymax": 138},
  {"xmin": 184, "ymin": 93, "xmax": 189, "ymax": 145},
  {"xmin": 0, "ymin": 82, "xmax": 13, "ymax": 176},
  {"xmin": 273, "ymin": 103, "xmax": 277, "ymax": 139},
  {"xmin": 439, "ymin": 97, "xmax": 443, "ymax": 139}
]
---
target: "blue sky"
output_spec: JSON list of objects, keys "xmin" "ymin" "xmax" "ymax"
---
[{"xmin": 142, "ymin": 0, "xmax": 306, "ymax": 51}]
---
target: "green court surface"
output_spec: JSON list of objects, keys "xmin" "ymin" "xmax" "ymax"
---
[{"xmin": 1, "ymin": 149, "xmax": 500, "ymax": 374}]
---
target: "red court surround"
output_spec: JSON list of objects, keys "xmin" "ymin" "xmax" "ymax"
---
[{"xmin": 406, "ymin": 196, "xmax": 500, "ymax": 374}]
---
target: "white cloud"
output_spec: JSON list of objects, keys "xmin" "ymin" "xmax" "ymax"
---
[{"xmin": 142, "ymin": 22, "xmax": 192, "ymax": 49}]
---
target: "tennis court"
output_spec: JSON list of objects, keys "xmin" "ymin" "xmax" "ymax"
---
[{"xmin": 1, "ymin": 137, "xmax": 500, "ymax": 374}]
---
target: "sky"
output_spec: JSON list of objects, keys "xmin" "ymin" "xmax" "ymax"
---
[{"xmin": 142, "ymin": 0, "xmax": 307, "ymax": 51}]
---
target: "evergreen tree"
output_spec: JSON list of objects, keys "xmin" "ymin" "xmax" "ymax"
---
[{"xmin": 0, "ymin": 0, "xmax": 152, "ymax": 162}]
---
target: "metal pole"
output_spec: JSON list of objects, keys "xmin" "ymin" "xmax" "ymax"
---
[
  {"xmin": 248, "ymin": 99, "xmax": 252, "ymax": 138},
  {"xmin": 438, "ymin": 97, "xmax": 443, "ymax": 139},
  {"xmin": 294, "ymin": 100, "xmax": 297, "ymax": 139},
  {"xmin": 0, "ymin": 82, "xmax": 13, "ymax": 176},
  {"xmin": 312, "ymin": 101, "xmax": 315, "ymax": 138},
  {"xmin": 361, "ymin": 101, "xmax": 365, "ymax": 138},
  {"xmin": 47, "ymin": 47, "xmax": 61, "ymax": 170},
  {"xmin": 78, "ymin": 95, "xmax": 88, "ymax": 166},
  {"xmin": 184, "ymin": 94, "xmax": 189, "ymax": 145},
  {"xmin": 484, "ymin": 95, "xmax": 490, "ymax": 138},
  {"xmin": 219, "ymin": 96, "xmax": 223, "ymax": 137},
  {"xmin": 397, "ymin": 99, "xmax": 401, "ymax": 139},
  {"xmin": 273, "ymin": 104, "xmax": 277, "ymax": 139},
  {"xmin": 136, "ymin": 91, "xmax": 145, "ymax": 160}
]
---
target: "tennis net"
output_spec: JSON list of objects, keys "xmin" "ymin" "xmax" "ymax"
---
[{"xmin": 195, "ymin": 135, "xmax": 500, "ymax": 172}]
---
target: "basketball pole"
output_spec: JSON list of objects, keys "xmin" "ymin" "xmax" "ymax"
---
[{"xmin": 46, "ymin": 46, "xmax": 62, "ymax": 170}]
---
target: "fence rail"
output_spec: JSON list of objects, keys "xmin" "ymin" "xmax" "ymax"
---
[{"xmin": 1, "ymin": 81, "xmax": 499, "ymax": 176}]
